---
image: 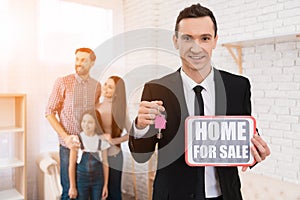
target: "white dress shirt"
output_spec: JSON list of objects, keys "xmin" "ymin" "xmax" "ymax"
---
[{"xmin": 181, "ymin": 68, "xmax": 222, "ymax": 198}]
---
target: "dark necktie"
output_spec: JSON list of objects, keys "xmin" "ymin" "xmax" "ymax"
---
[
  {"xmin": 193, "ymin": 85, "xmax": 205, "ymax": 199},
  {"xmin": 193, "ymin": 85, "xmax": 204, "ymax": 116}
]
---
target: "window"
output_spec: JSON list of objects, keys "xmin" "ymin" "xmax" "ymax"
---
[
  {"xmin": 38, "ymin": 0, "xmax": 113, "ymax": 63},
  {"xmin": 0, "ymin": 0, "xmax": 13, "ymax": 64}
]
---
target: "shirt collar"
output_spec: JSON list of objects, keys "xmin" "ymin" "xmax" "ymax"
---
[
  {"xmin": 75, "ymin": 73, "xmax": 90, "ymax": 83},
  {"xmin": 180, "ymin": 67, "xmax": 214, "ymax": 92}
]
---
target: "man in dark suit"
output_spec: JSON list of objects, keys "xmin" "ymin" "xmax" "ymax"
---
[{"xmin": 129, "ymin": 3, "xmax": 270, "ymax": 200}]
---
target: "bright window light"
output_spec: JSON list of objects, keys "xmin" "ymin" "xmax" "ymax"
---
[
  {"xmin": 0, "ymin": 0, "xmax": 14, "ymax": 64},
  {"xmin": 38, "ymin": 0, "xmax": 113, "ymax": 63}
]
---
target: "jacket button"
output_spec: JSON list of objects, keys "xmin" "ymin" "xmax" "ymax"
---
[{"xmin": 189, "ymin": 193, "xmax": 195, "ymax": 199}]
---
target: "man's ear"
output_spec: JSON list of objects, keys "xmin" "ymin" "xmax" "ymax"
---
[
  {"xmin": 213, "ymin": 35, "xmax": 218, "ymax": 49},
  {"xmin": 173, "ymin": 35, "xmax": 179, "ymax": 49},
  {"xmin": 90, "ymin": 61, "xmax": 95, "ymax": 67}
]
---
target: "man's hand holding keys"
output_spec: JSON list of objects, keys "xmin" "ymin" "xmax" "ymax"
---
[{"xmin": 136, "ymin": 100, "xmax": 165, "ymax": 129}]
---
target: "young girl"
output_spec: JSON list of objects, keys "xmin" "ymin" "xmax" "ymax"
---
[
  {"xmin": 68, "ymin": 110, "xmax": 110, "ymax": 200},
  {"xmin": 96, "ymin": 76, "xmax": 131, "ymax": 200}
]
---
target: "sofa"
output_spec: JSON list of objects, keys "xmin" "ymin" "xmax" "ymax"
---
[{"xmin": 240, "ymin": 171, "xmax": 300, "ymax": 200}]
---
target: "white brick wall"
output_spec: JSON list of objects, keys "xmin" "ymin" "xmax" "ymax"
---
[
  {"xmin": 239, "ymin": 40, "xmax": 300, "ymax": 182},
  {"xmin": 123, "ymin": 0, "xmax": 300, "ymax": 198}
]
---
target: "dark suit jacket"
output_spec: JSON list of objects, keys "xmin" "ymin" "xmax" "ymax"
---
[{"xmin": 129, "ymin": 68, "xmax": 251, "ymax": 200}]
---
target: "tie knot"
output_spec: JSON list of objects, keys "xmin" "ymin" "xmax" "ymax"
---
[{"xmin": 193, "ymin": 85, "xmax": 204, "ymax": 94}]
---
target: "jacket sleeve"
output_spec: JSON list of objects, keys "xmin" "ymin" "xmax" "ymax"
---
[
  {"xmin": 243, "ymin": 78, "xmax": 251, "ymax": 116},
  {"xmin": 128, "ymin": 83, "xmax": 158, "ymax": 163}
]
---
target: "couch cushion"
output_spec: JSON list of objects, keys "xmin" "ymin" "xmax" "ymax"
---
[{"xmin": 240, "ymin": 172, "xmax": 300, "ymax": 200}]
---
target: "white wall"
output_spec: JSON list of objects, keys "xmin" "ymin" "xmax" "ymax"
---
[{"xmin": 122, "ymin": 0, "xmax": 300, "ymax": 198}]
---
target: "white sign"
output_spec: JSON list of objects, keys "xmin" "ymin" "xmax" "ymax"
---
[{"xmin": 185, "ymin": 116, "xmax": 256, "ymax": 166}]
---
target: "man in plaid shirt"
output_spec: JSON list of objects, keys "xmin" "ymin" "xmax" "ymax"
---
[{"xmin": 45, "ymin": 47, "xmax": 101, "ymax": 200}]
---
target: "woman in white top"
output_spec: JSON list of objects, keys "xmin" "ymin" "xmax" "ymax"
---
[{"xmin": 96, "ymin": 76, "xmax": 131, "ymax": 200}]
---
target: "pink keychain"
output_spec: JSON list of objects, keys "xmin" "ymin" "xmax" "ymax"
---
[{"xmin": 155, "ymin": 114, "xmax": 166, "ymax": 139}]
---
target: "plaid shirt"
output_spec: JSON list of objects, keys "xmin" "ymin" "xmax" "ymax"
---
[{"xmin": 45, "ymin": 73, "xmax": 101, "ymax": 146}]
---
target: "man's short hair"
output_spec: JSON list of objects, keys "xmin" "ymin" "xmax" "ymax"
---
[
  {"xmin": 175, "ymin": 3, "xmax": 218, "ymax": 38},
  {"xmin": 75, "ymin": 47, "xmax": 96, "ymax": 61}
]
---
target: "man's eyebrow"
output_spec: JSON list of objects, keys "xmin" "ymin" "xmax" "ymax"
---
[
  {"xmin": 180, "ymin": 33, "xmax": 213, "ymax": 38},
  {"xmin": 201, "ymin": 34, "xmax": 213, "ymax": 37},
  {"xmin": 180, "ymin": 33, "xmax": 192, "ymax": 38}
]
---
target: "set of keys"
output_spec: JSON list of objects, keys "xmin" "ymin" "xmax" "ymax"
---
[{"xmin": 154, "ymin": 112, "xmax": 166, "ymax": 139}]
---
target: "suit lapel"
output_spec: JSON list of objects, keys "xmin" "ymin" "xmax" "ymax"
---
[
  {"xmin": 214, "ymin": 68, "xmax": 227, "ymax": 115},
  {"xmin": 163, "ymin": 69, "xmax": 189, "ymax": 120}
]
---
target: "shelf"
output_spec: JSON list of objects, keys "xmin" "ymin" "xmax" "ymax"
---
[
  {"xmin": 220, "ymin": 33, "xmax": 300, "ymax": 47},
  {"xmin": 0, "ymin": 127, "xmax": 24, "ymax": 133},
  {"xmin": 0, "ymin": 94, "xmax": 25, "ymax": 98},
  {"xmin": 0, "ymin": 158, "xmax": 24, "ymax": 169},
  {"xmin": 0, "ymin": 94, "xmax": 26, "ymax": 199},
  {"xmin": 0, "ymin": 189, "xmax": 24, "ymax": 200},
  {"xmin": 220, "ymin": 33, "xmax": 300, "ymax": 74}
]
